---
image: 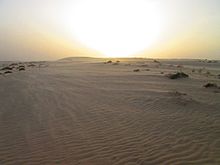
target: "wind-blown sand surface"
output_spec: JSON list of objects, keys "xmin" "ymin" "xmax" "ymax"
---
[{"xmin": 0, "ymin": 58, "xmax": 220, "ymax": 165}]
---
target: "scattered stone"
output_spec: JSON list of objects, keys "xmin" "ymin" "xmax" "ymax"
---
[
  {"xmin": 203, "ymin": 83, "xmax": 218, "ymax": 88},
  {"xmin": 1, "ymin": 66, "xmax": 13, "ymax": 71},
  {"xmin": 160, "ymin": 72, "xmax": 164, "ymax": 74},
  {"xmin": 9, "ymin": 63, "xmax": 18, "ymax": 67},
  {"xmin": 192, "ymin": 69, "xmax": 195, "ymax": 73},
  {"xmin": 4, "ymin": 71, "xmax": 12, "ymax": 74},
  {"xmin": 167, "ymin": 72, "xmax": 189, "ymax": 79},
  {"xmin": 17, "ymin": 65, "xmax": 25, "ymax": 70},
  {"xmin": 145, "ymin": 69, "xmax": 150, "ymax": 71},
  {"xmin": 19, "ymin": 67, "xmax": 25, "ymax": 71},
  {"xmin": 133, "ymin": 69, "xmax": 140, "ymax": 72}
]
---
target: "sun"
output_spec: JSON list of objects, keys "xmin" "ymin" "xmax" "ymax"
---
[{"xmin": 65, "ymin": 0, "xmax": 163, "ymax": 57}]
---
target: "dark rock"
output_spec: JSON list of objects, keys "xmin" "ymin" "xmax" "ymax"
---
[
  {"xmin": 4, "ymin": 71, "xmax": 12, "ymax": 74},
  {"xmin": 133, "ymin": 69, "xmax": 140, "ymax": 72},
  {"xmin": 1, "ymin": 66, "xmax": 13, "ymax": 71},
  {"xmin": 9, "ymin": 63, "xmax": 18, "ymax": 67},
  {"xmin": 203, "ymin": 83, "xmax": 218, "ymax": 88},
  {"xmin": 167, "ymin": 72, "xmax": 189, "ymax": 79},
  {"xmin": 19, "ymin": 68, "xmax": 25, "ymax": 71}
]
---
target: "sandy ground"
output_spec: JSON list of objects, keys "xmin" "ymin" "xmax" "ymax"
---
[{"xmin": 0, "ymin": 58, "xmax": 220, "ymax": 165}]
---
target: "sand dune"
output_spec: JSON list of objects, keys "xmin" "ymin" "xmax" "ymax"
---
[{"xmin": 0, "ymin": 58, "xmax": 220, "ymax": 165}]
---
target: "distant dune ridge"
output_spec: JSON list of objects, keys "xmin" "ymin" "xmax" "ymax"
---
[{"xmin": 0, "ymin": 57, "xmax": 220, "ymax": 165}]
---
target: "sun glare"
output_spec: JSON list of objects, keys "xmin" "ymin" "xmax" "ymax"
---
[{"xmin": 64, "ymin": 0, "xmax": 163, "ymax": 57}]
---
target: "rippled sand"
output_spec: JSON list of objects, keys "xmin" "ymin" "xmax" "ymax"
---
[{"xmin": 0, "ymin": 58, "xmax": 220, "ymax": 165}]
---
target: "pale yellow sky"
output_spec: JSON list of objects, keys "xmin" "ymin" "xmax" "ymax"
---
[{"xmin": 0, "ymin": 0, "xmax": 219, "ymax": 60}]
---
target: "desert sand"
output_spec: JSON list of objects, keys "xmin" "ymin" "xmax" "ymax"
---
[{"xmin": 0, "ymin": 57, "xmax": 220, "ymax": 165}]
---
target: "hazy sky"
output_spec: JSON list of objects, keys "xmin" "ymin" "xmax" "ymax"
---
[{"xmin": 0, "ymin": 0, "xmax": 220, "ymax": 60}]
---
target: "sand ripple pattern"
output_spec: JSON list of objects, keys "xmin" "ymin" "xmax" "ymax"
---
[{"xmin": 0, "ymin": 62, "xmax": 220, "ymax": 165}]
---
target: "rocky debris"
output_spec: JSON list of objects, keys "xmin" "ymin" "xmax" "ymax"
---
[
  {"xmin": 9, "ymin": 63, "xmax": 18, "ymax": 67},
  {"xmin": 17, "ymin": 65, "xmax": 25, "ymax": 71},
  {"xmin": 4, "ymin": 71, "xmax": 12, "ymax": 74},
  {"xmin": 167, "ymin": 72, "xmax": 189, "ymax": 79},
  {"xmin": 133, "ymin": 69, "xmax": 140, "ymax": 72},
  {"xmin": 203, "ymin": 83, "xmax": 218, "ymax": 88},
  {"xmin": 18, "ymin": 67, "xmax": 25, "ymax": 71},
  {"xmin": 0, "ymin": 66, "xmax": 13, "ymax": 71}
]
